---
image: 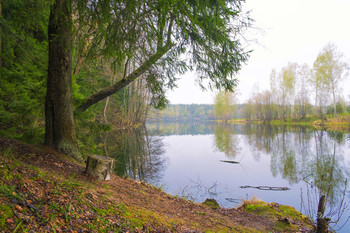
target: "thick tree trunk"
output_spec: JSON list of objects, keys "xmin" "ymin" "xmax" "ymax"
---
[
  {"xmin": 0, "ymin": 0, "xmax": 2, "ymax": 68},
  {"xmin": 45, "ymin": 0, "xmax": 81, "ymax": 160}
]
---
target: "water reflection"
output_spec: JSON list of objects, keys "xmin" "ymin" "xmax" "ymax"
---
[
  {"xmin": 146, "ymin": 121, "xmax": 214, "ymax": 136},
  {"xmin": 213, "ymin": 124, "xmax": 241, "ymax": 158},
  {"xmin": 103, "ymin": 125, "xmax": 167, "ymax": 186},
  {"xmin": 106, "ymin": 122, "xmax": 350, "ymax": 231},
  {"xmin": 210, "ymin": 124, "xmax": 350, "ymax": 230},
  {"xmin": 310, "ymin": 131, "xmax": 347, "ymax": 205},
  {"xmin": 227, "ymin": 125, "xmax": 349, "ymax": 203}
]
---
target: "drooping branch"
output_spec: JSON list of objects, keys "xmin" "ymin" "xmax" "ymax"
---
[{"xmin": 77, "ymin": 42, "xmax": 175, "ymax": 112}]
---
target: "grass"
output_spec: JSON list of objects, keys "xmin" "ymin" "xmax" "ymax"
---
[{"xmin": 226, "ymin": 113, "xmax": 350, "ymax": 131}]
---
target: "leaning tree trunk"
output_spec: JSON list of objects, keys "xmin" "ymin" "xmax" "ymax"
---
[{"xmin": 45, "ymin": 0, "xmax": 81, "ymax": 161}]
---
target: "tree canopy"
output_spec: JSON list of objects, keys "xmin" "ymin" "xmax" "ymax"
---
[
  {"xmin": 75, "ymin": 0, "xmax": 251, "ymax": 110},
  {"xmin": 313, "ymin": 43, "xmax": 348, "ymax": 117}
]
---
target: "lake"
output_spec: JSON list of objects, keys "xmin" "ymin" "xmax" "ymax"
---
[{"xmin": 102, "ymin": 122, "xmax": 350, "ymax": 232}]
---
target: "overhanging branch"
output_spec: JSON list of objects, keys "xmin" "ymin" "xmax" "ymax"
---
[{"xmin": 77, "ymin": 42, "xmax": 175, "ymax": 112}]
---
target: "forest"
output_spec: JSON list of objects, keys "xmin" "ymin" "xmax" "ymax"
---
[{"xmin": 0, "ymin": 0, "xmax": 250, "ymax": 158}]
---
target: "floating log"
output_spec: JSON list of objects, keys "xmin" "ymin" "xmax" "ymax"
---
[
  {"xmin": 225, "ymin": 198, "xmax": 240, "ymax": 203},
  {"xmin": 220, "ymin": 160, "xmax": 239, "ymax": 164},
  {"xmin": 240, "ymin": 185, "xmax": 290, "ymax": 191},
  {"xmin": 85, "ymin": 155, "xmax": 114, "ymax": 180}
]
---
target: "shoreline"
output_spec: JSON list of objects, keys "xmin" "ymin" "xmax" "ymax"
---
[{"xmin": 0, "ymin": 137, "xmax": 315, "ymax": 232}]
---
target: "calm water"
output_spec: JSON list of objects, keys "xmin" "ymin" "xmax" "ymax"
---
[{"xmin": 103, "ymin": 122, "xmax": 350, "ymax": 232}]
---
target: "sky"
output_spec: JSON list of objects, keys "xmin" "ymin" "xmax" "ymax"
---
[{"xmin": 166, "ymin": 0, "xmax": 350, "ymax": 104}]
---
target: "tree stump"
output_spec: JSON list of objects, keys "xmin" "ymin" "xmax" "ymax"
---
[{"xmin": 85, "ymin": 155, "xmax": 114, "ymax": 180}]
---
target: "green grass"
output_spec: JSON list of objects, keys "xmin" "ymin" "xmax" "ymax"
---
[
  {"xmin": 0, "ymin": 204, "xmax": 14, "ymax": 229},
  {"xmin": 224, "ymin": 113, "xmax": 350, "ymax": 130}
]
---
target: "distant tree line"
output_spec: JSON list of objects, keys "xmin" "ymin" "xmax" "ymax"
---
[
  {"xmin": 215, "ymin": 43, "xmax": 350, "ymax": 122},
  {"xmin": 153, "ymin": 43, "xmax": 350, "ymax": 123},
  {"xmin": 149, "ymin": 104, "xmax": 215, "ymax": 122}
]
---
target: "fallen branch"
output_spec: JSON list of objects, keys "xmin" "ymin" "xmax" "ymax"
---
[
  {"xmin": 240, "ymin": 185, "xmax": 290, "ymax": 191},
  {"xmin": 225, "ymin": 198, "xmax": 240, "ymax": 203}
]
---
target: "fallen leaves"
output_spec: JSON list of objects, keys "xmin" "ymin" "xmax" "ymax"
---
[{"xmin": 14, "ymin": 204, "xmax": 22, "ymax": 213}]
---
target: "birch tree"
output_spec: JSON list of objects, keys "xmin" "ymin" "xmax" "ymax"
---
[{"xmin": 313, "ymin": 43, "xmax": 348, "ymax": 117}]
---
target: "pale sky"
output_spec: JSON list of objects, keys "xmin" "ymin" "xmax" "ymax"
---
[{"xmin": 166, "ymin": 0, "xmax": 350, "ymax": 104}]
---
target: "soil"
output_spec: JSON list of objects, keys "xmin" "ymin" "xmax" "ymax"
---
[{"xmin": 0, "ymin": 137, "xmax": 315, "ymax": 232}]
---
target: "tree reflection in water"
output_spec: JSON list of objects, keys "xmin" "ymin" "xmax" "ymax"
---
[
  {"xmin": 237, "ymin": 125, "xmax": 348, "ymax": 203},
  {"xmin": 213, "ymin": 124, "xmax": 241, "ymax": 158},
  {"xmin": 103, "ymin": 122, "xmax": 350, "ymax": 231},
  {"xmin": 103, "ymin": 125, "xmax": 167, "ymax": 186},
  {"xmin": 235, "ymin": 124, "xmax": 350, "ymax": 230}
]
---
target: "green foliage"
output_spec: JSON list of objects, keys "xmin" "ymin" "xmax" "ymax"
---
[
  {"xmin": 74, "ymin": 0, "xmax": 251, "ymax": 109},
  {"xmin": 214, "ymin": 91, "xmax": 238, "ymax": 121},
  {"xmin": 1, "ymin": 0, "xmax": 251, "ymax": 157},
  {"xmin": 0, "ymin": 0, "xmax": 49, "ymax": 143},
  {"xmin": 313, "ymin": 43, "xmax": 348, "ymax": 117},
  {"xmin": 327, "ymin": 101, "xmax": 346, "ymax": 115}
]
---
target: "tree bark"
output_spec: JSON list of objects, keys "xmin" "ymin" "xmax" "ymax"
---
[
  {"xmin": 86, "ymin": 155, "xmax": 114, "ymax": 180},
  {"xmin": 77, "ymin": 42, "xmax": 174, "ymax": 112},
  {"xmin": 332, "ymin": 88, "xmax": 337, "ymax": 118},
  {"xmin": 0, "ymin": 0, "xmax": 2, "ymax": 68},
  {"xmin": 45, "ymin": 0, "xmax": 81, "ymax": 160}
]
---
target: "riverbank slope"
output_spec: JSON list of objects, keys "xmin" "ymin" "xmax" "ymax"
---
[{"xmin": 0, "ymin": 137, "xmax": 314, "ymax": 232}]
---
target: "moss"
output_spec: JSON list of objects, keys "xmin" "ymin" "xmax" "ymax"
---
[
  {"xmin": 244, "ymin": 203, "xmax": 276, "ymax": 217},
  {"xmin": 278, "ymin": 205, "xmax": 300, "ymax": 219},
  {"xmin": 57, "ymin": 141, "xmax": 84, "ymax": 162},
  {"xmin": 243, "ymin": 202, "xmax": 313, "ymax": 231},
  {"xmin": 273, "ymin": 218, "xmax": 297, "ymax": 232},
  {"xmin": 0, "ymin": 204, "xmax": 14, "ymax": 229},
  {"xmin": 202, "ymin": 198, "xmax": 220, "ymax": 209}
]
